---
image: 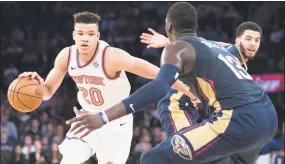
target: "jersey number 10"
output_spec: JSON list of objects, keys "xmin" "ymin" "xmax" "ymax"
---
[
  {"xmin": 79, "ymin": 87, "xmax": 104, "ymax": 106},
  {"xmin": 218, "ymin": 54, "xmax": 252, "ymax": 80}
]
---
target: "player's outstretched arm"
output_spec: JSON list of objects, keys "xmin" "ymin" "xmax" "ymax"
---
[
  {"xmin": 18, "ymin": 48, "xmax": 69, "ymax": 100},
  {"xmin": 218, "ymin": 42, "xmax": 232, "ymax": 46},
  {"xmin": 66, "ymin": 40, "xmax": 196, "ymax": 138},
  {"xmin": 105, "ymin": 47, "xmax": 197, "ymax": 100},
  {"xmin": 140, "ymin": 28, "xmax": 171, "ymax": 48},
  {"xmin": 141, "ymin": 28, "xmax": 231, "ymax": 48}
]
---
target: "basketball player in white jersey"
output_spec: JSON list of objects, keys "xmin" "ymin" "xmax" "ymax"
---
[{"xmin": 18, "ymin": 12, "xmax": 199, "ymax": 164}]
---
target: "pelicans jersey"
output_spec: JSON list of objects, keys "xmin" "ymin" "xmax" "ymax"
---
[
  {"xmin": 224, "ymin": 44, "xmax": 241, "ymax": 62},
  {"xmin": 147, "ymin": 35, "xmax": 277, "ymax": 164}
]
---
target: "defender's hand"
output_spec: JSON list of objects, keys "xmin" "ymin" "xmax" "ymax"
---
[
  {"xmin": 18, "ymin": 72, "xmax": 44, "ymax": 84},
  {"xmin": 191, "ymin": 98, "xmax": 202, "ymax": 110},
  {"xmin": 66, "ymin": 107, "xmax": 104, "ymax": 139},
  {"xmin": 140, "ymin": 28, "xmax": 170, "ymax": 48}
]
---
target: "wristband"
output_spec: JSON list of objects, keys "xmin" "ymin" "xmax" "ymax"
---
[{"xmin": 98, "ymin": 111, "xmax": 109, "ymax": 125}]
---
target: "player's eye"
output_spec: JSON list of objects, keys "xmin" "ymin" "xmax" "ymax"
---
[
  {"xmin": 89, "ymin": 34, "xmax": 95, "ymax": 36},
  {"xmin": 78, "ymin": 33, "xmax": 83, "ymax": 36}
]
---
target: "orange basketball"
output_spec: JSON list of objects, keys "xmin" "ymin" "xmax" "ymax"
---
[{"xmin": 7, "ymin": 77, "xmax": 43, "ymax": 113}]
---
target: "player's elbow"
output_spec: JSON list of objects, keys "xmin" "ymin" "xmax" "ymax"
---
[
  {"xmin": 43, "ymin": 95, "xmax": 52, "ymax": 101},
  {"xmin": 43, "ymin": 92, "xmax": 53, "ymax": 101}
]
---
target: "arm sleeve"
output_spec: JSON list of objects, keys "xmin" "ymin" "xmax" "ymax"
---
[{"xmin": 122, "ymin": 64, "xmax": 180, "ymax": 114}]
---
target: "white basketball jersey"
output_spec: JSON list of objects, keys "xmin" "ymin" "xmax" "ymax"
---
[{"xmin": 67, "ymin": 40, "xmax": 131, "ymax": 112}]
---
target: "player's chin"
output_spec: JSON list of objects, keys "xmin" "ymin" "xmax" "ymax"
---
[
  {"xmin": 79, "ymin": 48, "xmax": 91, "ymax": 54},
  {"xmin": 245, "ymin": 52, "xmax": 256, "ymax": 60}
]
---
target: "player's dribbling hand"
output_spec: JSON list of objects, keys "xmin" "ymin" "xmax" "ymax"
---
[
  {"xmin": 66, "ymin": 107, "xmax": 104, "ymax": 139},
  {"xmin": 140, "ymin": 28, "xmax": 170, "ymax": 48},
  {"xmin": 18, "ymin": 72, "xmax": 44, "ymax": 84}
]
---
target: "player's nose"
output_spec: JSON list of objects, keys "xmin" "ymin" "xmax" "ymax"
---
[
  {"xmin": 250, "ymin": 40, "xmax": 257, "ymax": 46},
  {"xmin": 81, "ymin": 35, "xmax": 89, "ymax": 42},
  {"xmin": 81, "ymin": 38, "xmax": 88, "ymax": 42}
]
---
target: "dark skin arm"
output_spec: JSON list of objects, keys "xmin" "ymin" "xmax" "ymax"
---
[{"xmin": 66, "ymin": 40, "xmax": 196, "ymax": 139}]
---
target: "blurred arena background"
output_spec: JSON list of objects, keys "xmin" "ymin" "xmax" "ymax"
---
[{"xmin": 1, "ymin": 2, "xmax": 284, "ymax": 164}]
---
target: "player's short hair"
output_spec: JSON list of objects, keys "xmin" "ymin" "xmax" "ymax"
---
[
  {"xmin": 236, "ymin": 22, "xmax": 262, "ymax": 37},
  {"xmin": 73, "ymin": 11, "xmax": 101, "ymax": 24},
  {"xmin": 167, "ymin": 2, "xmax": 198, "ymax": 33}
]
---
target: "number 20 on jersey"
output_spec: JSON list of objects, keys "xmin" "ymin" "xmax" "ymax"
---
[{"xmin": 79, "ymin": 87, "xmax": 104, "ymax": 106}]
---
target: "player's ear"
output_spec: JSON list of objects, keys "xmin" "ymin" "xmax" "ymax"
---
[
  {"xmin": 97, "ymin": 32, "xmax": 100, "ymax": 39},
  {"xmin": 235, "ymin": 37, "xmax": 240, "ymax": 46},
  {"xmin": 72, "ymin": 31, "xmax": 75, "ymax": 41},
  {"xmin": 168, "ymin": 23, "xmax": 173, "ymax": 34}
]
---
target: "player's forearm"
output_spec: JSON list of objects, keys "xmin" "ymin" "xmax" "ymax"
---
[
  {"xmin": 141, "ymin": 65, "xmax": 197, "ymax": 100},
  {"xmin": 133, "ymin": 59, "xmax": 189, "ymax": 93},
  {"xmin": 172, "ymin": 81, "xmax": 197, "ymax": 100},
  {"xmin": 132, "ymin": 59, "xmax": 159, "ymax": 79},
  {"xmin": 217, "ymin": 42, "xmax": 231, "ymax": 46},
  {"xmin": 42, "ymin": 68, "xmax": 65, "ymax": 100},
  {"xmin": 105, "ymin": 102, "xmax": 127, "ymax": 122},
  {"xmin": 104, "ymin": 65, "xmax": 179, "ymax": 124},
  {"xmin": 105, "ymin": 78, "xmax": 170, "ymax": 122},
  {"xmin": 41, "ymin": 83, "xmax": 53, "ymax": 100}
]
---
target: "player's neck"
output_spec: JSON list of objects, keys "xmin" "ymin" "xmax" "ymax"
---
[
  {"xmin": 242, "ymin": 56, "xmax": 248, "ymax": 63},
  {"xmin": 236, "ymin": 45, "xmax": 248, "ymax": 63},
  {"xmin": 235, "ymin": 45, "xmax": 249, "ymax": 71},
  {"xmin": 174, "ymin": 32, "xmax": 197, "ymax": 41}
]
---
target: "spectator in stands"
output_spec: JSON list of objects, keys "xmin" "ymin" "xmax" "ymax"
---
[
  {"xmin": 41, "ymin": 136, "xmax": 50, "ymax": 157},
  {"xmin": 28, "ymin": 140, "xmax": 47, "ymax": 164},
  {"xmin": 26, "ymin": 119, "xmax": 41, "ymax": 141},
  {"xmin": 53, "ymin": 124, "xmax": 64, "ymax": 144},
  {"xmin": 151, "ymin": 127, "xmax": 163, "ymax": 146},
  {"xmin": 11, "ymin": 144, "xmax": 28, "ymax": 164},
  {"xmin": 22, "ymin": 135, "xmax": 35, "ymax": 160},
  {"xmin": 1, "ymin": 111, "xmax": 18, "ymax": 140},
  {"xmin": 1, "ymin": 127, "xmax": 14, "ymax": 163},
  {"xmin": 48, "ymin": 142, "xmax": 62, "ymax": 164}
]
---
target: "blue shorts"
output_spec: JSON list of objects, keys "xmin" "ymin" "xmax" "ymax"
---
[
  {"xmin": 157, "ymin": 89, "xmax": 199, "ymax": 136},
  {"xmin": 142, "ymin": 94, "xmax": 278, "ymax": 164}
]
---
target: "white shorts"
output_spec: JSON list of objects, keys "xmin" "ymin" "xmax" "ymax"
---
[{"xmin": 61, "ymin": 113, "xmax": 133, "ymax": 164}]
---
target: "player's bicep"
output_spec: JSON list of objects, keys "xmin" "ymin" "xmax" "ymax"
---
[
  {"xmin": 44, "ymin": 48, "xmax": 68, "ymax": 97},
  {"xmin": 109, "ymin": 48, "xmax": 158, "ymax": 76},
  {"xmin": 112, "ymin": 48, "xmax": 136, "ymax": 71}
]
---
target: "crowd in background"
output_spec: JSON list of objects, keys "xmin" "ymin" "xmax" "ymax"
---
[{"xmin": 1, "ymin": 2, "xmax": 284, "ymax": 164}]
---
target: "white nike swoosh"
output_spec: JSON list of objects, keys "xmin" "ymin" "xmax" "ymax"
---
[{"xmin": 130, "ymin": 104, "xmax": 135, "ymax": 112}]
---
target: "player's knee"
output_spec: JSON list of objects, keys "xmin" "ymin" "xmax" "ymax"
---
[
  {"xmin": 58, "ymin": 137, "xmax": 92, "ymax": 163},
  {"xmin": 140, "ymin": 151, "xmax": 152, "ymax": 164},
  {"xmin": 140, "ymin": 150, "xmax": 161, "ymax": 164}
]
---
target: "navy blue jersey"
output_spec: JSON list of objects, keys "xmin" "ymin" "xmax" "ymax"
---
[
  {"xmin": 179, "ymin": 36, "xmax": 265, "ymax": 110},
  {"xmin": 224, "ymin": 44, "xmax": 242, "ymax": 62}
]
